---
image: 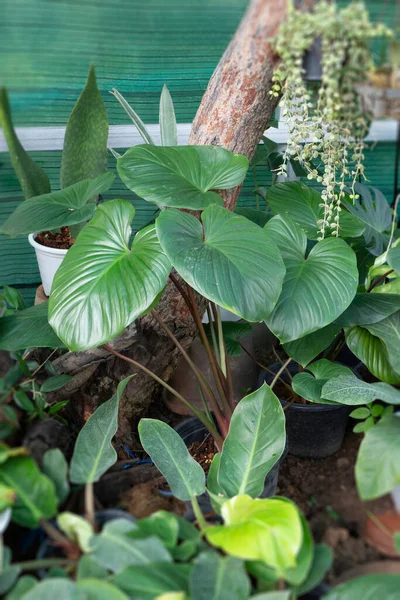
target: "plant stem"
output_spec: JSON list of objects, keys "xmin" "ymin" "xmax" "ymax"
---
[
  {"xmin": 206, "ymin": 305, "xmax": 219, "ymax": 360},
  {"xmin": 215, "ymin": 305, "xmax": 227, "ymax": 377},
  {"xmin": 367, "ymin": 269, "xmax": 395, "ymax": 293},
  {"xmin": 239, "ymin": 343, "xmax": 294, "ymax": 395},
  {"xmin": 191, "ymin": 495, "xmax": 207, "ymax": 531},
  {"xmin": 85, "ymin": 482, "xmax": 95, "ymax": 528},
  {"xmin": 40, "ymin": 519, "xmax": 71, "ymax": 547},
  {"xmin": 252, "ymin": 165, "xmax": 260, "ymax": 210},
  {"xmin": 169, "ymin": 272, "xmax": 196, "ymax": 320},
  {"xmin": 272, "ymin": 346, "xmax": 293, "ymax": 382},
  {"xmin": 14, "ymin": 558, "xmax": 76, "ymax": 571},
  {"xmin": 270, "ymin": 357, "xmax": 293, "ymax": 390},
  {"xmin": 103, "ymin": 344, "xmax": 223, "ymax": 446}
]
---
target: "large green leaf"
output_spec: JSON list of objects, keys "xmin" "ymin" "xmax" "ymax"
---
[
  {"xmin": 336, "ymin": 294, "xmax": 400, "ymax": 327},
  {"xmin": 365, "ymin": 311, "xmax": 400, "ymax": 373},
  {"xmin": 0, "ymin": 173, "xmax": 114, "ymax": 237},
  {"xmin": 0, "ymin": 303, "xmax": 64, "ymax": 351},
  {"xmin": 111, "ymin": 564, "xmax": 190, "ymax": 599},
  {"xmin": 324, "ymin": 574, "xmax": 400, "ymax": 600},
  {"xmin": 387, "ymin": 246, "xmax": 400, "ymax": 273},
  {"xmin": 283, "ymin": 324, "xmax": 341, "ymax": 367},
  {"xmin": 344, "ymin": 183, "xmax": 392, "ymax": 256},
  {"xmin": 70, "ymin": 377, "xmax": 131, "ymax": 484},
  {"xmin": 60, "ymin": 66, "xmax": 109, "ymax": 190},
  {"xmin": 0, "ymin": 88, "xmax": 51, "ymax": 199},
  {"xmin": 217, "ymin": 384, "xmax": 286, "ymax": 498},
  {"xmin": 76, "ymin": 579, "xmax": 129, "ymax": 600},
  {"xmin": 283, "ymin": 514, "xmax": 313, "ymax": 586},
  {"xmin": 139, "ymin": 419, "xmax": 206, "ymax": 501},
  {"xmin": 292, "ymin": 359, "xmax": 353, "ymax": 405},
  {"xmin": 345, "ymin": 326, "xmax": 400, "ymax": 384},
  {"xmin": 234, "ymin": 207, "xmax": 270, "ymax": 228},
  {"xmin": 48, "ymin": 199, "xmax": 171, "ymax": 351},
  {"xmin": 294, "ymin": 544, "xmax": 333, "ymax": 596},
  {"xmin": 117, "ymin": 145, "xmax": 248, "ymax": 210},
  {"xmin": 264, "ymin": 216, "xmax": 358, "ymax": 343},
  {"xmin": 0, "ymin": 456, "xmax": 57, "ymax": 527},
  {"xmin": 190, "ymin": 552, "xmax": 250, "ymax": 600},
  {"xmin": 156, "ymin": 205, "xmax": 285, "ymax": 322},
  {"xmin": 135, "ymin": 511, "xmax": 179, "ymax": 549},
  {"xmin": 42, "ymin": 449, "xmax": 70, "ymax": 503},
  {"xmin": 203, "ymin": 321, "xmax": 252, "ymax": 357},
  {"xmin": 322, "ymin": 375, "xmax": 400, "ymax": 406},
  {"xmin": 90, "ymin": 519, "xmax": 171, "ymax": 573},
  {"xmin": 5, "ymin": 575, "xmax": 37, "ymax": 599},
  {"xmin": 205, "ymin": 496, "xmax": 303, "ymax": 574},
  {"xmin": 22, "ymin": 579, "xmax": 85, "ymax": 600},
  {"xmin": 159, "ymin": 85, "xmax": 177, "ymax": 146},
  {"xmin": 267, "ymin": 182, "xmax": 364, "ymax": 240}
]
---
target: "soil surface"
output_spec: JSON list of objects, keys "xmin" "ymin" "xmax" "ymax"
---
[
  {"xmin": 36, "ymin": 227, "xmax": 75, "ymax": 249},
  {"xmin": 188, "ymin": 436, "xmax": 215, "ymax": 473},
  {"xmin": 277, "ymin": 427, "xmax": 396, "ymax": 584}
]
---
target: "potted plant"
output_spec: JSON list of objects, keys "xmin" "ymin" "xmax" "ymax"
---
[{"xmin": 0, "ymin": 65, "xmax": 110, "ymax": 296}]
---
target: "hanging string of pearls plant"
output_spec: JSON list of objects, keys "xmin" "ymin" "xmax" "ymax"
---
[{"xmin": 270, "ymin": 1, "xmax": 392, "ymax": 239}]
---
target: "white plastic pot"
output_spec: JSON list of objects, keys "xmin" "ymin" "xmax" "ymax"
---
[{"xmin": 28, "ymin": 234, "xmax": 68, "ymax": 297}]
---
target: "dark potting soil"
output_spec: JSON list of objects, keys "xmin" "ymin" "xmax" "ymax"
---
[
  {"xmin": 188, "ymin": 436, "xmax": 216, "ymax": 474},
  {"xmin": 277, "ymin": 427, "xmax": 394, "ymax": 585},
  {"xmin": 36, "ymin": 227, "xmax": 75, "ymax": 250}
]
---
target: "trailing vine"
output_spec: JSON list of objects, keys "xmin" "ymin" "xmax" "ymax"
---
[{"xmin": 270, "ymin": 1, "xmax": 392, "ymax": 239}]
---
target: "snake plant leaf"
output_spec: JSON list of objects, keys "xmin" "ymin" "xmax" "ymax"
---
[
  {"xmin": 156, "ymin": 205, "xmax": 285, "ymax": 322},
  {"xmin": 205, "ymin": 496, "xmax": 303, "ymax": 574},
  {"xmin": 387, "ymin": 247, "xmax": 400, "ymax": 273},
  {"xmin": 70, "ymin": 377, "xmax": 131, "ymax": 484},
  {"xmin": 265, "ymin": 216, "xmax": 358, "ymax": 343},
  {"xmin": 267, "ymin": 182, "xmax": 364, "ymax": 240},
  {"xmin": 324, "ymin": 574, "xmax": 400, "ymax": 600},
  {"xmin": 283, "ymin": 324, "xmax": 342, "ymax": 367},
  {"xmin": 49, "ymin": 199, "xmax": 171, "ymax": 351},
  {"xmin": 0, "ymin": 456, "xmax": 57, "ymax": 527},
  {"xmin": 138, "ymin": 419, "xmax": 205, "ymax": 501},
  {"xmin": 344, "ymin": 183, "xmax": 392, "ymax": 256},
  {"xmin": 292, "ymin": 359, "xmax": 353, "ymax": 405},
  {"xmin": 0, "ymin": 303, "xmax": 64, "ymax": 351},
  {"xmin": 189, "ymin": 552, "xmax": 250, "ymax": 600},
  {"xmin": 345, "ymin": 326, "xmax": 400, "ymax": 384},
  {"xmin": 322, "ymin": 374, "xmax": 400, "ymax": 406},
  {"xmin": 0, "ymin": 88, "xmax": 51, "ymax": 199},
  {"xmin": 0, "ymin": 173, "xmax": 114, "ymax": 237},
  {"xmin": 217, "ymin": 384, "xmax": 286, "ymax": 498},
  {"xmin": 336, "ymin": 293, "xmax": 400, "ymax": 327},
  {"xmin": 364, "ymin": 310, "xmax": 400, "ymax": 373},
  {"xmin": 110, "ymin": 88, "xmax": 155, "ymax": 145},
  {"xmin": 356, "ymin": 415, "xmax": 400, "ymax": 500},
  {"xmin": 117, "ymin": 145, "xmax": 248, "ymax": 210},
  {"xmin": 159, "ymin": 85, "xmax": 177, "ymax": 146},
  {"xmin": 60, "ymin": 65, "xmax": 109, "ymax": 190},
  {"xmin": 111, "ymin": 563, "xmax": 190, "ymax": 599}
]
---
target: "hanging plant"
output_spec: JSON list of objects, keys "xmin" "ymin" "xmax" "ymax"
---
[{"xmin": 270, "ymin": 1, "xmax": 392, "ymax": 239}]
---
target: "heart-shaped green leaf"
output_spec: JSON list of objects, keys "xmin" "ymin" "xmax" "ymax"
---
[
  {"xmin": 283, "ymin": 324, "xmax": 341, "ymax": 368},
  {"xmin": 0, "ymin": 303, "xmax": 64, "ymax": 351},
  {"xmin": 265, "ymin": 216, "xmax": 358, "ymax": 343},
  {"xmin": 322, "ymin": 374, "xmax": 400, "ymax": 406},
  {"xmin": 117, "ymin": 145, "xmax": 248, "ymax": 210},
  {"xmin": 217, "ymin": 384, "xmax": 286, "ymax": 497},
  {"xmin": 0, "ymin": 173, "xmax": 114, "ymax": 237},
  {"xmin": 292, "ymin": 359, "xmax": 353, "ymax": 404},
  {"xmin": 49, "ymin": 199, "xmax": 171, "ymax": 351},
  {"xmin": 364, "ymin": 311, "xmax": 400, "ymax": 373},
  {"xmin": 345, "ymin": 326, "xmax": 400, "ymax": 384},
  {"xmin": 156, "ymin": 205, "xmax": 285, "ymax": 322},
  {"xmin": 336, "ymin": 294, "xmax": 400, "ymax": 327},
  {"xmin": 138, "ymin": 419, "xmax": 206, "ymax": 501}
]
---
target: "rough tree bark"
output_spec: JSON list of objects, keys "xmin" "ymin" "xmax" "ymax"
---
[{"xmin": 54, "ymin": 0, "xmax": 287, "ymax": 443}]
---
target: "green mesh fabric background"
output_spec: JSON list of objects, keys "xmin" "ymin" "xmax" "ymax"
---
[{"xmin": 0, "ymin": 0, "xmax": 398, "ymax": 303}]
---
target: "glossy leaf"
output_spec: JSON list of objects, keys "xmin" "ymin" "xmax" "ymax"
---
[
  {"xmin": 42, "ymin": 448, "xmax": 70, "ymax": 503},
  {"xmin": 57, "ymin": 512, "xmax": 94, "ymax": 552},
  {"xmin": 218, "ymin": 384, "xmax": 286, "ymax": 497},
  {"xmin": 203, "ymin": 321, "xmax": 252, "ymax": 357},
  {"xmin": 49, "ymin": 199, "xmax": 171, "ymax": 351},
  {"xmin": 283, "ymin": 324, "xmax": 341, "ymax": 367},
  {"xmin": 70, "ymin": 377, "xmax": 131, "ymax": 484},
  {"xmin": 344, "ymin": 183, "xmax": 392, "ymax": 256},
  {"xmin": 136, "ymin": 511, "xmax": 179, "ymax": 549},
  {"xmin": 0, "ymin": 303, "xmax": 64, "ymax": 351},
  {"xmin": 267, "ymin": 182, "xmax": 364, "ymax": 240},
  {"xmin": 41, "ymin": 374, "xmax": 72, "ymax": 393},
  {"xmin": 265, "ymin": 216, "xmax": 358, "ymax": 343},
  {"xmin": 336, "ymin": 294, "xmax": 400, "ymax": 327},
  {"xmin": 1, "ymin": 174, "xmax": 114, "ymax": 237},
  {"xmin": 365, "ymin": 311, "xmax": 400, "ymax": 373},
  {"xmin": 111, "ymin": 563, "xmax": 190, "ymax": 599},
  {"xmin": 0, "ymin": 88, "xmax": 51, "ymax": 199},
  {"xmin": 0, "ymin": 456, "xmax": 57, "ymax": 527},
  {"xmin": 111, "ymin": 88, "xmax": 155, "ymax": 145},
  {"xmin": 156, "ymin": 205, "xmax": 285, "ymax": 322},
  {"xmin": 190, "ymin": 552, "xmax": 250, "ymax": 600},
  {"xmin": 160, "ymin": 85, "xmax": 177, "ymax": 146},
  {"xmin": 205, "ymin": 496, "xmax": 303, "ymax": 573},
  {"xmin": 90, "ymin": 519, "xmax": 171, "ymax": 572},
  {"xmin": 139, "ymin": 419, "xmax": 205, "ymax": 501},
  {"xmin": 350, "ymin": 407, "xmax": 371, "ymax": 419},
  {"xmin": 23, "ymin": 579, "xmax": 85, "ymax": 600},
  {"xmin": 76, "ymin": 579, "xmax": 129, "ymax": 600},
  {"xmin": 1, "ymin": 286, "xmax": 25, "ymax": 310},
  {"xmin": 323, "ymin": 374, "xmax": 400, "ymax": 406},
  {"xmin": 234, "ymin": 207, "xmax": 270, "ymax": 228},
  {"xmin": 324, "ymin": 574, "xmax": 400, "ymax": 599},
  {"xmin": 117, "ymin": 145, "xmax": 248, "ymax": 209},
  {"xmin": 283, "ymin": 513, "xmax": 313, "ymax": 586},
  {"xmin": 60, "ymin": 66, "xmax": 109, "ymax": 190},
  {"xmin": 292, "ymin": 360, "xmax": 353, "ymax": 405},
  {"xmin": 294, "ymin": 544, "xmax": 333, "ymax": 596},
  {"xmin": 387, "ymin": 247, "xmax": 400, "ymax": 273},
  {"xmin": 345, "ymin": 326, "xmax": 400, "ymax": 384}
]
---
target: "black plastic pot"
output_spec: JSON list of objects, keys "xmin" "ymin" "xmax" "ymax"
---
[
  {"xmin": 260, "ymin": 362, "xmax": 350, "ymax": 459},
  {"xmin": 301, "ymin": 582, "xmax": 331, "ymax": 599},
  {"xmin": 175, "ymin": 417, "xmax": 287, "ymax": 520}
]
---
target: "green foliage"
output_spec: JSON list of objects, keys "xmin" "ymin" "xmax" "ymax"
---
[
  {"xmin": 283, "ymin": 324, "xmax": 341, "ymax": 368},
  {"xmin": 111, "ymin": 563, "xmax": 190, "ymax": 599},
  {"xmin": 203, "ymin": 321, "xmax": 252, "ymax": 357},
  {"xmin": 118, "ymin": 145, "xmax": 248, "ymax": 210},
  {"xmin": 57, "ymin": 512, "xmax": 94, "ymax": 552},
  {"xmin": 156, "ymin": 205, "xmax": 285, "ymax": 322},
  {"xmin": 336, "ymin": 294, "xmax": 400, "ymax": 327},
  {"xmin": 292, "ymin": 359, "xmax": 353, "ymax": 404},
  {"xmin": 324, "ymin": 574, "xmax": 400, "ymax": 599},
  {"xmin": 42, "ymin": 449, "xmax": 70, "ymax": 503},
  {"xmin": 190, "ymin": 552, "xmax": 250, "ymax": 600},
  {"xmin": 364, "ymin": 311, "xmax": 400, "ymax": 374},
  {"xmin": 345, "ymin": 326, "xmax": 400, "ymax": 384},
  {"xmin": 0, "ymin": 286, "xmax": 25, "ymax": 312},
  {"xmin": 293, "ymin": 544, "xmax": 333, "ymax": 596},
  {"xmin": 49, "ymin": 200, "xmax": 171, "ymax": 351},
  {"xmin": 0, "ymin": 303, "xmax": 64, "ymax": 352},
  {"xmin": 322, "ymin": 374, "xmax": 400, "ymax": 406},
  {"xmin": 110, "ymin": 88, "xmax": 155, "ymax": 145},
  {"xmin": 159, "ymin": 85, "xmax": 178, "ymax": 146}
]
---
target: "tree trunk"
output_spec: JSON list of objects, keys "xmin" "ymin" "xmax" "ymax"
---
[{"xmin": 54, "ymin": 0, "xmax": 286, "ymax": 443}]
